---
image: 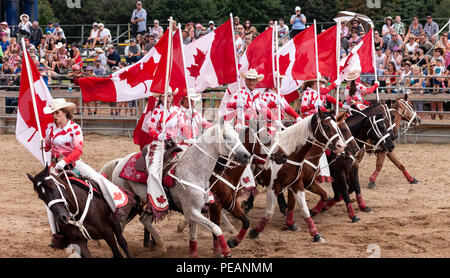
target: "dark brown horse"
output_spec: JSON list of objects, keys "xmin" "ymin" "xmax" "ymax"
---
[
  {"xmin": 367, "ymin": 95, "xmax": 421, "ymax": 188},
  {"xmin": 27, "ymin": 166, "xmax": 137, "ymax": 258},
  {"xmin": 248, "ymin": 110, "xmax": 346, "ymax": 242},
  {"xmin": 208, "ymin": 123, "xmax": 288, "ymax": 256}
]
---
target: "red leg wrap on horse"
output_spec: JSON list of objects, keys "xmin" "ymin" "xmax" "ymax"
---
[
  {"xmin": 369, "ymin": 170, "xmax": 380, "ymax": 183},
  {"xmin": 217, "ymin": 235, "xmax": 231, "ymax": 256},
  {"xmin": 402, "ymin": 170, "xmax": 414, "ymax": 183},
  {"xmin": 324, "ymin": 199, "xmax": 336, "ymax": 210},
  {"xmin": 254, "ymin": 217, "xmax": 270, "ymax": 233},
  {"xmin": 304, "ymin": 217, "xmax": 318, "ymax": 236},
  {"xmin": 346, "ymin": 203, "xmax": 356, "ymax": 219},
  {"xmin": 234, "ymin": 228, "xmax": 248, "ymax": 244},
  {"xmin": 213, "ymin": 239, "xmax": 220, "ymax": 256},
  {"xmin": 285, "ymin": 210, "xmax": 294, "ymax": 227},
  {"xmin": 311, "ymin": 199, "xmax": 327, "ymax": 215},
  {"xmin": 356, "ymin": 193, "xmax": 367, "ymax": 210},
  {"xmin": 189, "ymin": 240, "xmax": 198, "ymax": 258}
]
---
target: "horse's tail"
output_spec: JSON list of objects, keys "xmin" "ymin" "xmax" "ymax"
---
[{"xmin": 100, "ymin": 159, "xmax": 121, "ymax": 181}]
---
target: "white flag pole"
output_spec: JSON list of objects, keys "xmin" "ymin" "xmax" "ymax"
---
[
  {"xmin": 21, "ymin": 38, "xmax": 57, "ymax": 236},
  {"xmin": 274, "ymin": 22, "xmax": 282, "ymax": 122},
  {"xmin": 371, "ymin": 27, "xmax": 379, "ymax": 101},
  {"xmin": 314, "ymin": 20, "xmax": 321, "ymax": 98},
  {"xmin": 336, "ymin": 22, "xmax": 341, "ymax": 118},
  {"xmin": 161, "ymin": 17, "xmax": 173, "ymax": 135},
  {"xmin": 230, "ymin": 13, "xmax": 245, "ymax": 127}
]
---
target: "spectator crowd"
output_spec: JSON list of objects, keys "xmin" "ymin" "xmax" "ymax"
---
[{"xmin": 0, "ymin": 2, "xmax": 449, "ymax": 119}]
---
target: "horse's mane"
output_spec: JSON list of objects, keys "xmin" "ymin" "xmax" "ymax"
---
[
  {"xmin": 346, "ymin": 102, "xmax": 382, "ymax": 125},
  {"xmin": 276, "ymin": 115, "xmax": 314, "ymax": 155}
]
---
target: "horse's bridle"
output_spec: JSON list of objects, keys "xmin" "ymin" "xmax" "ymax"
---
[
  {"xmin": 365, "ymin": 116, "xmax": 391, "ymax": 150},
  {"xmin": 307, "ymin": 116, "xmax": 344, "ymax": 152},
  {"xmin": 396, "ymin": 99, "xmax": 420, "ymax": 129}
]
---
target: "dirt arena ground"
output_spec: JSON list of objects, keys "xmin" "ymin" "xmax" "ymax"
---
[{"xmin": 1, "ymin": 134, "xmax": 449, "ymax": 258}]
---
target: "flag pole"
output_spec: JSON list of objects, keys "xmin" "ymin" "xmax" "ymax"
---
[
  {"xmin": 371, "ymin": 27, "xmax": 379, "ymax": 101},
  {"xmin": 161, "ymin": 17, "xmax": 173, "ymax": 135},
  {"xmin": 274, "ymin": 22, "xmax": 282, "ymax": 122},
  {"xmin": 230, "ymin": 13, "xmax": 244, "ymax": 127},
  {"xmin": 21, "ymin": 38, "xmax": 58, "ymax": 236},
  {"xmin": 336, "ymin": 22, "xmax": 341, "ymax": 118},
  {"xmin": 178, "ymin": 23, "xmax": 198, "ymax": 139},
  {"xmin": 314, "ymin": 20, "xmax": 320, "ymax": 99}
]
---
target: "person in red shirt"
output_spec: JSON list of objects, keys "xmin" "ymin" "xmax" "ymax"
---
[{"xmin": 343, "ymin": 70, "xmax": 379, "ymax": 111}]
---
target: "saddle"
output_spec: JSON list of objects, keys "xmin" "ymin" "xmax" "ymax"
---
[{"xmin": 57, "ymin": 170, "xmax": 104, "ymax": 199}]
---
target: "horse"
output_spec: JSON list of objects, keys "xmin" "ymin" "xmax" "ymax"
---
[
  {"xmin": 207, "ymin": 122, "xmax": 288, "ymax": 256},
  {"xmin": 27, "ymin": 166, "xmax": 135, "ymax": 258},
  {"xmin": 367, "ymin": 95, "xmax": 421, "ymax": 189},
  {"xmin": 317, "ymin": 103, "xmax": 396, "ymax": 220},
  {"xmin": 102, "ymin": 122, "xmax": 251, "ymax": 257},
  {"xmin": 248, "ymin": 110, "xmax": 347, "ymax": 242}
]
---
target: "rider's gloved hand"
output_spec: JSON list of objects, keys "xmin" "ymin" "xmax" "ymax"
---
[
  {"xmin": 158, "ymin": 133, "xmax": 167, "ymax": 141},
  {"xmin": 55, "ymin": 160, "xmax": 67, "ymax": 171}
]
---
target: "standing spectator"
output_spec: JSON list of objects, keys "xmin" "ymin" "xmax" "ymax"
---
[
  {"xmin": 290, "ymin": 6, "xmax": 306, "ymax": 37},
  {"xmin": 234, "ymin": 31, "xmax": 244, "ymax": 59},
  {"xmin": 374, "ymin": 30, "xmax": 384, "ymax": 50},
  {"xmin": 45, "ymin": 22, "xmax": 55, "ymax": 35},
  {"xmin": 52, "ymin": 23, "xmax": 66, "ymax": 39},
  {"xmin": 182, "ymin": 30, "xmax": 191, "ymax": 45},
  {"xmin": 106, "ymin": 44, "xmax": 121, "ymax": 69},
  {"xmin": 125, "ymin": 38, "xmax": 142, "ymax": 64},
  {"xmin": 392, "ymin": 15, "xmax": 405, "ymax": 39},
  {"xmin": 430, "ymin": 57, "xmax": 445, "ymax": 120},
  {"xmin": 407, "ymin": 17, "xmax": 423, "ymax": 38},
  {"xmin": 375, "ymin": 47, "xmax": 386, "ymax": 77},
  {"xmin": 130, "ymin": 1, "xmax": 147, "ymax": 37},
  {"xmin": 207, "ymin": 21, "xmax": 216, "ymax": 34},
  {"xmin": 236, "ymin": 24, "xmax": 245, "ymax": 38},
  {"xmin": 243, "ymin": 20, "xmax": 254, "ymax": 37},
  {"xmin": 407, "ymin": 65, "xmax": 424, "ymax": 112},
  {"xmin": 86, "ymin": 22, "xmax": 99, "ymax": 49},
  {"xmin": 419, "ymin": 34, "xmax": 434, "ymax": 55},
  {"xmin": 29, "ymin": 21, "xmax": 43, "ymax": 47},
  {"xmin": 382, "ymin": 16, "xmax": 393, "ymax": 47},
  {"xmin": 97, "ymin": 23, "xmax": 111, "ymax": 47},
  {"xmin": 17, "ymin": 14, "xmax": 32, "ymax": 43},
  {"xmin": 278, "ymin": 19, "xmax": 290, "ymax": 46},
  {"xmin": 0, "ymin": 22, "xmax": 11, "ymax": 40},
  {"xmin": 69, "ymin": 43, "xmax": 82, "ymax": 68},
  {"xmin": 233, "ymin": 16, "xmax": 240, "ymax": 30},
  {"xmin": 149, "ymin": 19, "xmax": 164, "ymax": 40},
  {"xmin": 194, "ymin": 23, "xmax": 204, "ymax": 39},
  {"xmin": 423, "ymin": 15, "xmax": 439, "ymax": 40},
  {"xmin": 184, "ymin": 22, "xmax": 194, "ymax": 41},
  {"xmin": 387, "ymin": 31, "xmax": 403, "ymax": 52}
]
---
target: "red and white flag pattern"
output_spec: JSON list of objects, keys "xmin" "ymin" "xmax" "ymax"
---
[
  {"xmin": 184, "ymin": 18, "xmax": 236, "ymax": 93},
  {"xmin": 339, "ymin": 29, "xmax": 375, "ymax": 77},
  {"xmin": 16, "ymin": 50, "xmax": 54, "ymax": 165}
]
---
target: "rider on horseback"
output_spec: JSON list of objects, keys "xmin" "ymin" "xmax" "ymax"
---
[
  {"xmin": 343, "ymin": 70, "xmax": 380, "ymax": 111},
  {"xmin": 43, "ymin": 98, "xmax": 133, "ymax": 248}
]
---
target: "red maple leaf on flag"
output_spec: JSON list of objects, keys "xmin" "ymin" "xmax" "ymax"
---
[
  {"xmin": 242, "ymin": 176, "xmax": 250, "ymax": 184},
  {"xmin": 187, "ymin": 48, "xmax": 207, "ymax": 79},
  {"xmin": 113, "ymin": 192, "xmax": 123, "ymax": 201},
  {"xmin": 278, "ymin": 54, "xmax": 290, "ymax": 76},
  {"xmin": 18, "ymin": 88, "xmax": 53, "ymax": 141},
  {"xmin": 156, "ymin": 195, "xmax": 167, "ymax": 205},
  {"xmin": 118, "ymin": 56, "xmax": 158, "ymax": 88}
]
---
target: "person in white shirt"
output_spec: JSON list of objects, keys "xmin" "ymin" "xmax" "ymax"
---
[
  {"xmin": 87, "ymin": 22, "xmax": 100, "ymax": 49},
  {"xmin": 51, "ymin": 23, "xmax": 66, "ymax": 39},
  {"xmin": 97, "ymin": 23, "xmax": 111, "ymax": 47}
]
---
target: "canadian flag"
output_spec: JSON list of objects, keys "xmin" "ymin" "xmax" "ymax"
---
[
  {"xmin": 79, "ymin": 29, "xmax": 186, "ymax": 103},
  {"xmin": 340, "ymin": 29, "xmax": 375, "ymax": 77},
  {"xmin": 238, "ymin": 27, "xmax": 275, "ymax": 88},
  {"xmin": 184, "ymin": 18, "xmax": 236, "ymax": 93},
  {"xmin": 16, "ymin": 49, "xmax": 54, "ymax": 165},
  {"xmin": 133, "ymin": 96, "xmax": 157, "ymax": 149}
]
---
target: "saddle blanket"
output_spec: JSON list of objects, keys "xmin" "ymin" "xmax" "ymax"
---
[{"xmin": 119, "ymin": 152, "xmax": 148, "ymax": 184}]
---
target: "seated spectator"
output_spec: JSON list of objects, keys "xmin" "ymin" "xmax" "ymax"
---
[
  {"xmin": 383, "ymin": 61, "xmax": 399, "ymax": 93},
  {"xmin": 207, "ymin": 21, "xmax": 216, "ymax": 34},
  {"xmin": 37, "ymin": 36, "xmax": 46, "ymax": 58},
  {"xmin": 407, "ymin": 17, "xmax": 423, "ymax": 38},
  {"xmin": 149, "ymin": 20, "xmax": 164, "ymax": 40},
  {"xmin": 340, "ymin": 32, "xmax": 349, "ymax": 51},
  {"xmin": 106, "ymin": 44, "xmax": 121, "ymax": 69},
  {"xmin": 430, "ymin": 57, "xmax": 446, "ymax": 120},
  {"xmin": 404, "ymin": 35, "xmax": 418, "ymax": 54},
  {"xmin": 265, "ymin": 20, "xmax": 274, "ymax": 31},
  {"xmin": 97, "ymin": 23, "xmax": 111, "ymax": 47},
  {"xmin": 1, "ymin": 35, "xmax": 10, "ymax": 53},
  {"xmin": 387, "ymin": 31, "xmax": 403, "ymax": 52},
  {"xmin": 8, "ymin": 49, "xmax": 21, "ymax": 70},
  {"xmin": 374, "ymin": 30, "xmax": 383, "ymax": 50},
  {"xmin": 93, "ymin": 59, "xmax": 107, "ymax": 76},
  {"xmin": 95, "ymin": 47, "xmax": 107, "ymax": 68},
  {"xmin": 408, "ymin": 65, "xmax": 424, "ymax": 112},
  {"xmin": 348, "ymin": 29, "xmax": 360, "ymax": 44},
  {"xmin": 0, "ymin": 59, "xmax": 14, "ymax": 86},
  {"xmin": 52, "ymin": 22, "xmax": 65, "ymax": 39},
  {"xmin": 5, "ymin": 37, "xmax": 20, "ymax": 57},
  {"xmin": 243, "ymin": 20, "xmax": 253, "ymax": 37},
  {"xmin": 125, "ymin": 39, "xmax": 142, "ymax": 64},
  {"xmin": 392, "ymin": 49, "xmax": 403, "ymax": 70},
  {"xmin": 55, "ymin": 31, "xmax": 67, "ymax": 48},
  {"xmin": 54, "ymin": 43, "xmax": 69, "ymax": 72},
  {"xmin": 182, "ymin": 30, "xmax": 191, "ymax": 45},
  {"xmin": 0, "ymin": 21, "xmax": 11, "ymax": 40},
  {"xmin": 392, "ymin": 15, "xmax": 405, "ymax": 39},
  {"xmin": 144, "ymin": 35, "xmax": 156, "ymax": 51},
  {"xmin": 424, "ymin": 15, "xmax": 439, "ymax": 40},
  {"xmin": 233, "ymin": 16, "xmax": 240, "ymax": 30},
  {"xmin": 279, "ymin": 18, "xmax": 290, "ymax": 46},
  {"xmin": 236, "ymin": 24, "xmax": 245, "ymax": 39},
  {"xmin": 29, "ymin": 21, "xmax": 42, "ymax": 47},
  {"xmin": 47, "ymin": 54, "xmax": 60, "ymax": 73},
  {"xmin": 436, "ymin": 33, "xmax": 449, "ymax": 63},
  {"xmin": 45, "ymin": 22, "xmax": 55, "ymax": 35},
  {"xmin": 87, "ymin": 22, "xmax": 99, "ymax": 49},
  {"xmin": 349, "ymin": 19, "xmax": 363, "ymax": 36},
  {"xmin": 44, "ymin": 37, "xmax": 56, "ymax": 60},
  {"xmin": 399, "ymin": 61, "xmax": 412, "ymax": 92},
  {"xmin": 234, "ymin": 31, "xmax": 244, "ymax": 59},
  {"xmin": 69, "ymin": 43, "xmax": 83, "ymax": 68},
  {"xmin": 419, "ymin": 34, "xmax": 434, "ymax": 55},
  {"xmin": 375, "ymin": 47, "xmax": 386, "ymax": 77}
]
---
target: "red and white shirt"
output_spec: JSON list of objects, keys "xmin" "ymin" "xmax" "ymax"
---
[
  {"xmin": 178, "ymin": 106, "xmax": 213, "ymax": 139},
  {"xmin": 300, "ymin": 82, "xmax": 341, "ymax": 117},
  {"xmin": 226, "ymin": 86, "xmax": 275, "ymax": 126},
  {"xmin": 44, "ymin": 120, "xmax": 83, "ymax": 165},
  {"xmin": 343, "ymin": 80, "xmax": 378, "ymax": 106},
  {"xmin": 259, "ymin": 88, "xmax": 300, "ymax": 120}
]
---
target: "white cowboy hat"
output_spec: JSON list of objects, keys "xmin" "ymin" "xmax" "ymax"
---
[
  {"xmin": 240, "ymin": 68, "xmax": 264, "ymax": 81},
  {"xmin": 344, "ymin": 70, "xmax": 360, "ymax": 81},
  {"xmin": 20, "ymin": 14, "xmax": 29, "ymax": 21},
  {"xmin": 55, "ymin": 42, "xmax": 64, "ymax": 49},
  {"xmin": 95, "ymin": 47, "xmax": 104, "ymax": 53},
  {"xmin": 43, "ymin": 99, "xmax": 76, "ymax": 114},
  {"xmin": 152, "ymin": 88, "xmax": 179, "ymax": 98}
]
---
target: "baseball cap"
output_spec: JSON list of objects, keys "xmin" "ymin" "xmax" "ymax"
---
[
  {"xmin": 209, "ymin": 20, "xmax": 214, "ymax": 25},
  {"xmin": 295, "ymin": 6, "xmax": 301, "ymax": 11}
]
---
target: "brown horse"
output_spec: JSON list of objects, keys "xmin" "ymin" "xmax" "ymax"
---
[
  {"xmin": 248, "ymin": 110, "xmax": 346, "ymax": 242},
  {"xmin": 27, "ymin": 166, "xmax": 137, "ymax": 258},
  {"xmin": 367, "ymin": 95, "xmax": 421, "ymax": 188},
  {"xmin": 208, "ymin": 123, "xmax": 288, "ymax": 256}
]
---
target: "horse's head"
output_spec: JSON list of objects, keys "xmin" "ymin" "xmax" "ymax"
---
[
  {"xmin": 245, "ymin": 120, "xmax": 288, "ymax": 165},
  {"xmin": 214, "ymin": 121, "xmax": 251, "ymax": 165},
  {"xmin": 337, "ymin": 113, "xmax": 360, "ymax": 156},
  {"xmin": 393, "ymin": 94, "xmax": 421, "ymax": 127},
  {"xmin": 312, "ymin": 110, "xmax": 346, "ymax": 154},
  {"xmin": 364, "ymin": 114, "xmax": 395, "ymax": 153},
  {"xmin": 27, "ymin": 166, "xmax": 69, "ymax": 226}
]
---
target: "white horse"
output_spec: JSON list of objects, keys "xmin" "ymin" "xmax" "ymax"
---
[{"xmin": 101, "ymin": 122, "xmax": 250, "ymax": 257}]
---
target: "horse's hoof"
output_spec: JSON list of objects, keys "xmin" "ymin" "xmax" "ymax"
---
[
  {"xmin": 368, "ymin": 182, "xmax": 376, "ymax": 189},
  {"xmin": 279, "ymin": 208, "xmax": 287, "ymax": 216},
  {"xmin": 217, "ymin": 253, "xmax": 232, "ymax": 258},
  {"xmin": 248, "ymin": 229, "xmax": 259, "ymax": 239},
  {"xmin": 360, "ymin": 206, "xmax": 373, "ymax": 213},
  {"xmin": 313, "ymin": 234, "xmax": 325, "ymax": 243},
  {"xmin": 287, "ymin": 223, "xmax": 301, "ymax": 232},
  {"xmin": 351, "ymin": 216, "xmax": 361, "ymax": 223},
  {"xmin": 309, "ymin": 209, "xmax": 315, "ymax": 217},
  {"xmin": 410, "ymin": 178, "xmax": 419, "ymax": 184},
  {"xmin": 227, "ymin": 238, "xmax": 238, "ymax": 249}
]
